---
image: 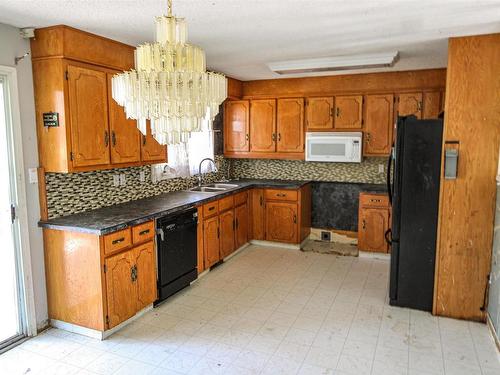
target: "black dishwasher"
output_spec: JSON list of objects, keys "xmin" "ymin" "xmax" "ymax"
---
[{"xmin": 155, "ymin": 208, "xmax": 198, "ymax": 305}]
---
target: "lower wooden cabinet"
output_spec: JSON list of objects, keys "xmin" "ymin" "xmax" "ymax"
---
[
  {"xmin": 43, "ymin": 220, "xmax": 157, "ymax": 333},
  {"xmin": 265, "ymin": 201, "xmax": 298, "ymax": 243},
  {"xmin": 358, "ymin": 193, "xmax": 391, "ymax": 253},
  {"xmin": 250, "ymin": 189, "xmax": 265, "ymax": 240},
  {"xmin": 203, "ymin": 215, "xmax": 220, "ymax": 268},
  {"xmin": 219, "ymin": 209, "xmax": 235, "ymax": 259},
  {"xmin": 235, "ymin": 203, "xmax": 248, "ymax": 248}
]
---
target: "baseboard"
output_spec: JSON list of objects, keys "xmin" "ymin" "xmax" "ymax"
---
[
  {"xmin": 223, "ymin": 242, "xmax": 250, "ymax": 261},
  {"xmin": 359, "ymin": 251, "xmax": 390, "ymax": 260},
  {"xmin": 250, "ymin": 239, "xmax": 301, "ymax": 250},
  {"xmin": 487, "ymin": 315, "xmax": 500, "ymax": 352},
  {"xmin": 50, "ymin": 304, "xmax": 153, "ymax": 340}
]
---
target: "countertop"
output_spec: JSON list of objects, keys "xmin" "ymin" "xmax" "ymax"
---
[{"xmin": 39, "ymin": 179, "xmax": 310, "ymax": 235}]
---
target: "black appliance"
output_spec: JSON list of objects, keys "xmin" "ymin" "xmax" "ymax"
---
[
  {"xmin": 386, "ymin": 115, "xmax": 443, "ymax": 312},
  {"xmin": 155, "ymin": 208, "xmax": 198, "ymax": 305}
]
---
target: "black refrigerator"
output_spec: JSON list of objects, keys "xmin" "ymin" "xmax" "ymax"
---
[{"xmin": 387, "ymin": 115, "xmax": 443, "ymax": 312}]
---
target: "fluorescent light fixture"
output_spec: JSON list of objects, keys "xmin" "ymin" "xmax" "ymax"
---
[{"xmin": 267, "ymin": 51, "xmax": 400, "ymax": 75}]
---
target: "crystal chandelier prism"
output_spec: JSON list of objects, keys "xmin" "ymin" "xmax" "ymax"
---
[{"xmin": 111, "ymin": 0, "xmax": 227, "ymax": 145}]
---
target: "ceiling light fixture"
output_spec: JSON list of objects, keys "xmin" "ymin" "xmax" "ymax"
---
[
  {"xmin": 112, "ymin": 0, "xmax": 227, "ymax": 145},
  {"xmin": 267, "ymin": 51, "xmax": 400, "ymax": 75}
]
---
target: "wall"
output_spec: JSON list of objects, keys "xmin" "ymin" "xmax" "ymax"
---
[
  {"xmin": 0, "ymin": 23, "xmax": 47, "ymax": 329},
  {"xmin": 46, "ymin": 157, "xmax": 229, "ymax": 218},
  {"xmin": 231, "ymin": 157, "xmax": 387, "ymax": 184},
  {"xmin": 488, "ymin": 185, "xmax": 500, "ymax": 341}
]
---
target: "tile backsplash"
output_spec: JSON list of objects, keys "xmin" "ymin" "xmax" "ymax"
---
[
  {"xmin": 46, "ymin": 156, "xmax": 387, "ymax": 219},
  {"xmin": 231, "ymin": 157, "xmax": 388, "ymax": 184}
]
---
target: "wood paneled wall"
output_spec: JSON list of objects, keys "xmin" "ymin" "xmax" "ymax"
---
[
  {"xmin": 241, "ymin": 68, "xmax": 446, "ymax": 98},
  {"xmin": 434, "ymin": 33, "xmax": 500, "ymax": 321}
]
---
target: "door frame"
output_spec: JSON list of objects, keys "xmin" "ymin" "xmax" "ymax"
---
[{"xmin": 0, "ymin": 65, "xmax": 37, "ymax": 339}]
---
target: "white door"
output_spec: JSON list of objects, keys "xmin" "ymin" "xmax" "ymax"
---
[{"xmin": 0, "ymin": 70, "xmax": 33, "ymax": 349}]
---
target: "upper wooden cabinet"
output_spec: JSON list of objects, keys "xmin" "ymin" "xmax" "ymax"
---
[
  {"xmin": 107, "ymin": 74, "xmax": 141, "ymax": 165},
  {"xmin": 224, "ymin": 100, "xmax": 250, "ymax": 152},
  {"xmin": 306, "ymin": 97, "xmax": 334, "ymax": 130},
  {"xmin": 422, "ymin": 91, "xmax": 443, "ymax": 119},
  {"xmin": 67, "ymin": 65, "xmax": 110, "ymax": 167},
  {"xmin": 364, "ymin": 94, "xmax": 394, "ymax": 156},
  {"xmin": 277, "ymin": 98, "xmax": 304, "ymax": 153},
  {"xmin": 397, "ymin": 92, "xmax": 423, "ymax": 118},
  {"xmin": 31, "ymin": 26, "xmax": 167, "ymax": 172},
  {"xmin": 250, "ymin": 99, "xmax": 276, "ymax": 152},
  {"xmin": 335, "ymin": 95, "xmax": 363, "ymax": 129},
  {"xmin": 141, "ymin": 122, "xmax": 167, "ymax": 163}
]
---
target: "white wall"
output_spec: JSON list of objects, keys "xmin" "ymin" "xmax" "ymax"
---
[{"xmin": 0, "ymin": 23, "xmax": 48, "ymax": 330}]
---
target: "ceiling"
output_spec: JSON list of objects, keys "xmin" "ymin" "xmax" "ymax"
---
[{"xmin": 1, "ymin": 0, "xmax": 500, "ymax": 80}]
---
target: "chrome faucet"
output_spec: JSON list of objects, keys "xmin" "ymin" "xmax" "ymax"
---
[{"xmin": 198, "ymin": 158, "xmax": 217, "ymax": 186}]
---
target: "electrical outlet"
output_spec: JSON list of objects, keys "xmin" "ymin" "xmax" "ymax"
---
[
  {"xmin": 113, "ymin": 175, "xmax": 120, "ymax": 187},
  {"xmin": 378, "ymin": 164, "xmax": 385, "ymax": 174},
  {"xmin": 139, "ymin": 171, "xmax": 145, "ymax": 182},
  {"xmin": 120, "ymin": 174, "xmax": 126, "ymax": 186},
  {"xmin": 321, "ymin": 231, "xmax": 331, "ymax": 242},
  {"xmin": 28, "ymin": 168, "xmax": 38, "ymax": 184}
]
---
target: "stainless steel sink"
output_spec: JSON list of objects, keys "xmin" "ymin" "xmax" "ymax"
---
[{"xmin": 187, "ymin": 183, "xmax": 239, "ymax": 193}]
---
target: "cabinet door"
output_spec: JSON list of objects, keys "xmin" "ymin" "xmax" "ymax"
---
[
  {"xmin": 358, "ymin": 208, "xmax": 389, "ymax": 253},
  {"xmin": 203, "ymin": 216, "xmax": 220, "ymax": 268},
  {"xmin": 265, "ymin": 202, "xmax": 298, "ymax": 244},
  {"xmin": 105, "ymin": 250, "xmax": 136, "ymax": 328},
  {"xmin": 235, "ymin": 203, "xmax": 248, "ymax": 248},
  {"xmin": 277, "ymin": 98, "xmax": 304, "ymax": 153},
  {"xmin": 250, "ymin": 189, "xmax": 265, "ymax": 240},
  {"xmin": 250, "ymin": 99, "xmax": 276, "ymax": 152},
  {"xmin": 335, "ymin": 95, "xmax": 363, "ymax": 129},
  {"xmin": 107, "ymin": 74, "xmax": 141, "ymax": 165},
  {"xmin": 306, "ymin": 97, "xmax": 333, "ymax": 130},
  {"xmin": 364, "ymin": 94, "xmax": 394, "ymax": 156},
  {"xmin": 225, "ymin": 100, "xmax": 250, "ymax": 152},
  {"xmin": 422, "ymin": 91, "xmax": 442, "ymax": 119},
  {"xmin": 134, "ymin": 242, "xmax": 157, "ymax": 310},
  {"xmin": 219, "ymin": 210, "xmax": 235, "ymax": 259},
  {"xmin": 397, "ymin": 92, "xmax": 423, "ymax": 118},
  {"xmin": 67, "ymin": 65, "xmax": 110, "ymax": 167},
  {"xmin": 141, "ymin": 122, "xmax": 167, "ymax": 163}
]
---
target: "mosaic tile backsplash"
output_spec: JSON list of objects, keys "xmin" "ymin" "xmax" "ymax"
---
[
  {"xmin": 46, "ymin": 156, "xmax": 387, "ymax": 219},
  {"xmin": 231, "ymin": 157, "xmax": 388, "ymax": 184}
]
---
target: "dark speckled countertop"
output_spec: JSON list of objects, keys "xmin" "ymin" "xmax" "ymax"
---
[{"xmin": 39, "ymin": 179, "xmax": 310, "ymax": 235}]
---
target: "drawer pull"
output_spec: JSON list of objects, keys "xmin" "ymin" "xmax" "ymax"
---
[
  {"xmin": 370, "ymin": 199, "xmax": 381, "ymax": 203},
  {"xmin": 139, "ymin": 229, "xmax": 150, "ymax": 236},
  {"xmin": 130, "ymin": 265, "xmax": 137, "ymax": 282},
  {"xmin": 276, "ymin": 193, "xmax": 286, "ymax": 197},
  {"xmin": 112, "ymin": 237, "xmax": 125, "ymax": 245},
  {"xmin": 208, "ymin": 206, "xmax": 215, "ymax": 211}
]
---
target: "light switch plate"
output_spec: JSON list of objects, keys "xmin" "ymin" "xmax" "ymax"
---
[
  {"xmin": 113, "ymin": 175, "xmax": 120, "ymax": 187},
  {"xmin": 120, "ymin": 174, "xmax": 126, "ymax": 186},
  {"xmin": 28, "ymin": 168, "xmax": 38, "ymax": 184},
  {"xmin": 139, "ymin": 171, "xmax": 145, "ymax": 182}
]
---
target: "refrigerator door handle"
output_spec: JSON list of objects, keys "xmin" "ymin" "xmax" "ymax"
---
[
  {"xmin": 385, "ymin": 228, "xmax": 392, "ymax": 245},
  {"xmin": 386, "ymin": 143, "xmax": 394, "ymax": 205}
]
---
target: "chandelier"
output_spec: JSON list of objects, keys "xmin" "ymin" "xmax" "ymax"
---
[{"xmin": 111, "ymin": 0, "xmax": 227, "ymax": 145}]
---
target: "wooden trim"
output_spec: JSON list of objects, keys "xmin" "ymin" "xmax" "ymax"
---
[
  {"xmin": 242, "ymin": 68, "xmax": 446, "ymax": 98},
  {"xmin": 227, "ymin": 77, "xmax": 243, "ymax": 99},
  {"xmin": 37, "ymin": 167, "xmax": 48, "ymax": 221},
  {"xmin": 224, "ymin": 151, "xmax": 304, "ymax": 160}
]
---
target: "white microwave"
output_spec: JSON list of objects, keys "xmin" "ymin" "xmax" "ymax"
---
[{"xmin": 305, "ymin": 132, "xmax": 362, "ymax": 163}]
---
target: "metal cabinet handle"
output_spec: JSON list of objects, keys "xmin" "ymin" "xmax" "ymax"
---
[
  {"xmin": 245, "ymin": 133, "xmax": 249, "ymax": 141},
  {"xmin": 112, "ymin": 237, "xmax": 125, "ymax": 245},
  {"xmin": 259, "ymin": 196, "xmax": 263, "ymax": 206},
  {"xmin": 104, "ymin": 131, "xmax": 109, "ymax": 147},
  {"xmin": 336, "ymin": 107, "xmax": 340, "ymax": 117},
  {"xmin": 272, "ymin": 133, "xmax": 277, "ymax": 141},
  {"xmin": 111, "ymin": 131, "xmax": 116, "ymax": 146},
  {"xmin": 293, "ymin": 215, "xmax": 297, "ymax": 224},
  {"xmin": 142, "ymin": 135, "xmax": 146, "ymax": 146},
  {"xmin": 370, "ymin": 199, "xmax": 381, "ymax": 203},
  {"xmin": 276, "ymin": 193, "xmax": 286, "ymax": 197},
  {"xmin": 278, "ymin": 133, "xmax": 281, "ymax": 141},
  {"xmin": 366, "ymin": 133, "xmax": 371, "ymax": 142},
  {"xmin": 131, "ymin": 265, "xmax": 137, "ymax": 282},
  {"xmin": 235, "ymin": 218, "xmax": 239, "ymax": 229},
  {"xmin": 139, "ymin": 229, "xmax": 150, "ymax": 235},
  {"xmin": 362, "ymin": 219, "xmax": 366, "ymax": 229},
  {"xmin": 208, "ymin": 206, "xmax": 215, "ymax": 211},
  {"xmin": 417, "ymin": 101, "xmax": 423, "ymax": 111}
]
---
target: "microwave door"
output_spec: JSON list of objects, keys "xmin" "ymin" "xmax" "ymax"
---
[{"xmin": 309, "ymin": 138, "xmax": 348, "ymax": 162}]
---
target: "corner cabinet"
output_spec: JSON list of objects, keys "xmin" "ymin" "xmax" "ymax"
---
[
  {"xmin": 43, "ymin": 220, "xmax": 157, "ymax": 333},
  {"xmin": 31, "ymin": 26, "xmax": 167, "ymax": 172}
]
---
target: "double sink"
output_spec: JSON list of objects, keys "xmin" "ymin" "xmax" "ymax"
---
[{"xmin": 187, "ymin": 183, "xmax": 239, "ymax": 193}]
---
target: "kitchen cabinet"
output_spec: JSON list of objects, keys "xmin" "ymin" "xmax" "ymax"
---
[
  {"xmin": 219, "ymin": 209, "xmax": 235, "ymax": 259},
  {"xmin": 68, "ymin": 65, "xmax": 110, "ymax": 168},
  {"xmin": 235, "ymin": 203, "xmax": 248, "ymax": 248},
  {"xmin": 306, "ymin": 97, "xmax": 334, "ymax": 130},
  {"xmin": 31, "ymin": 25, "xmax": 167, "ymax": 173},
  {"xmin": 335, "ymin": 95, "xmax": 363, "ymax": 129},
  {"xmin": 224, "ymin": 100, "xmax": 250, "ymax": 152},
  {"xmin": 358, "ymin": 193, "xmax": 390, "ymax": 253},
  {"xmin": 363, "ymin": 94, "xmax": 394, "ymax": 156},
  {"xmin": 203, "ymin": 215, "xmax": 220, "ymax": 268},
  {"xmin": 107, "ymin": 74, "xmax": 141, "ymax": 165},
  {"xmin": 250, "ymin": 99, "xmax": 276, "ymax": 152},
  {"xmin": 276, "ymin": 98, "xmax": 304, "ymax": 153},
  {"xmin": 250, "ymin": 189, "xmax": 265, "ymax": 240},
  {"xmin": 422, "ymin": 91, "xmax": 443, "ymax": 119},
  {"xmin": 397, "ymin": 92, "xmax": 423, "ymax": 118},
  {"xmin": 265, "ymin": 201, "xmax": 298, "ymax": 243},
  {"xmin": 43, "ymin": 220, "xmax": 157, "ymax": 334}
]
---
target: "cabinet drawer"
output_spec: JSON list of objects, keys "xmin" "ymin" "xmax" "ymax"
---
[
  {"xmin": 203, "ymin": 201, "xmax": 219, "ymax": 218},
  {"xmin": 265, "ymin": 189, "xmax": 298, "ymax": 202},
  {"xmin": 234, "ymin": 191, "xmax": 248, "ymax": 206},
  {"xmin": 219, "ymin": 195, "xmax": 234, "ymax": 212},
  {"xmin": 132, "ymin": 221, "xmax": 155, "ymax": 244},
  {"xmin": 104, "ymin": 228, "xmax": 132, "ymax": 255},
  {"xmin": 359, "ymin": 193, "xmax": 389, "ymax": 208}
]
